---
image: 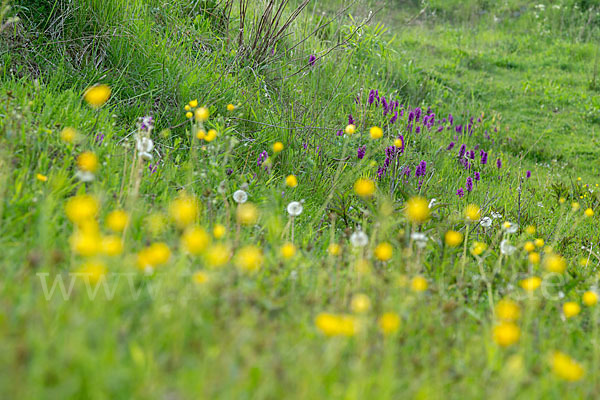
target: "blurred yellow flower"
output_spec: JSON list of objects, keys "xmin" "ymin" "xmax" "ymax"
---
[
  {"xmin": 235, "ymin": 245, "xmax": 263, "ymax": 272},
  {"xmin": 411, "ymin": 276, "xmax": 428, "ymax": 292},
  {"xmin": 583, "ymin": 291, "xmax": 598, "ymax": 306},
  {"xmin": 495, "ymin": 299, "xmax": 521, "ymax": 322},
  {"xmin": 280, "ymin": 242, "xmax": 296, "ymax": 259},
  {"xmin": 550, "ymin": 351, "xmax": 584, "ymax": 382},
  {"xmin": 285, "ymin": 175, "xmax": 298, "ymax": 188},
  {"xmin": 344, "ymin": 124, "xmax": 356, "ymax": 135},
  {"xmin": 378, "ymin": 312, "xmax": 401, "ymax": 335},
  {"xmin": 563, "ymin": 302, "xmax": 581, "ymax": 318},
  {"xmin": 492, "ymin": 322, "xmax": 520, "ymax": 347},
  {"xmin": 204, "ymin": 244, "xmax": 231, "ymax": 268},
  {"xmin": 213, "ymin": 224, "xmax": 226, "ymax": 239},
  {"xmin": 350, "ymin": 293, "xmax": 371, "ymax": 314},
  {"xmin": 525, "ymin": 225, "xmax": 536, "ymax": 235},
  {"xmin": 83, "ymin": 84, "xmax": 111, "ymax": 108},
  {"xmin": 534, "ymin": 238, "xmax": 544, "ymax": 247},
  {"xmin": 465, "ymin": 204, "xmax": 481, "ymax": 222},
  {"xmin": 181, "ymin": 226, "xmax": 210, "ymax": 255},
  {"xmin": 77, "ymin": 152, "xmax": 99, "ymax": 173},
  {"xmin": 444, "ymin": 230, "xmax": 463, "ymax": 247},
  {"xmin": 101, "ymin": 235, "xmax": 123, "ymax": 256},
  {"xmin": 192, "ymin": 271, "xmax": 209, "ymax": 284},
  {"xmin": 585, "ymin": 208, "xmax": 594, "ymax": 217},
  {"xmin": 36, "ymin": 173, "xmax": 48, "ymax": 182},
  {"xmin": 470, "ymin": 241, "xmax": 487, "ymax": 256},
  {"xmin": 354, "ymin": 178, "xmax": 375, "ymax": 198},
  {"xmin": 369, "ymin": 126, "xmax": 383, "ymax": 139},
  {"xmin": 272, "ymin": 142, "xmax": 284, "ymax": 153},
  {"xmin": 524, "ymin": 241, "xmax": 535, "ymax": 252},
  {"xmin": 528, "ymin": 252, "xmax": 540, "ymax": 264},
  {"xmin": 65, "ymin": 194, "xmax": 99, "ymax": 225},
  {"xmin": 226, "ymin": 103, "xmax": 235, "ymax": 111},
  {"xmin": 571, "ymin": 202, "xmax": 580, "ymax": 211},
  {"xmin": 60, "ymin": 127, "xmax": 77, "ymax": 143},
  {"xmin": 194, "ymin": 107, "xmax": 209, "ymax": 122},
  {"xmin": 327, "ymin": 243, "xmax": 341, "ymax": 256},
  {"xmin": 405, "ymin": 196, "xmax": 430, "ymax": 224},
  {"xmin": 315, "ymin": 313, "xmax": 357, "ymax": 337},
  {"xmin": 236, "ymin": 203, "xmax": 258, "ymax": 225},
  {"xmin": 374, "ymin": 242, "xmax": 393, "ymax": 261},
  {"xmin": 520, "ymin": 276, "xmax": 542, "ymax": 291},
  {"xmin": 106, "ymin": 210, "xmax": 129, "ymax": 232},
  {"xmin": 77, "ymin": 260, "xmax": 107, "ymax": 284},
  {"xmin": 544, "ymin": 253, "xmax": 567, "ymax": 273},
  {"xmin": 169, "ymin": 194, "xmax": 198, "ymax": 228},
  {"xmin": 189, "ymin": 99, "xmax": 198, "ymax": 108}
]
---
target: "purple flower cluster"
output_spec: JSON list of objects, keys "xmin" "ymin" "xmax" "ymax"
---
[{"xmin": 257, "ymin": 151, "xmax": 268, "ymax": 167}]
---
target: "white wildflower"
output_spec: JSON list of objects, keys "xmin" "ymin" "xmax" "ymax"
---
[
  {"xmin": 350, "ymin": 230, "xmax": 368, "ymax": 247},
  {"xmin": 287, "ymin": 201, "xmax": 303, "ymax": 217},
  {"xmin": 480, "ymin": 217, "xmax": 492, "ymax": 228},
  {"xmin": 411, "ymin": 232, "xmax": 428, "ymax": 249},
  {"xmin": 500, "ymin": 240, "xmax": 516, "ymax": 256},
  {"xmin": 233, "ymin": 190, "xmax": 248, "ymax": 204}
]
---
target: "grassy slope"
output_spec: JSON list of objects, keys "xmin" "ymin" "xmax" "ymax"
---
[{"xmin": 1, "ymin": 0, "xmax": 600, "ymax": 399}]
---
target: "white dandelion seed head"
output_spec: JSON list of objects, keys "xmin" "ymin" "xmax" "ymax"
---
[
  {"xmin": 500, "ymin": 239, "xmax": 516, "ymax": 255},
  {"xmin": 480, "ymin": 217, "xmax": 492, "ymax": 228},
  {"xmin": 491, "ymin": 212, "xmax": 502, "ymax": 219},
  {"xmin": 76, "ymin": 170, "xmax": 95, "ymax": 182},
  {"xmin": 233, "ymin": 190, "xmax": 248, "ymax": 204},
  {"xmin": 287, "ymin": 201, "xmax": 303, "ymax": 216},
  {"xmin": 136, "ymin": 137, "xmax": 154, "ymax": 154},
  {"xmin": 350, "ymin": 230, "xmax": 368, "ymax": 247}
]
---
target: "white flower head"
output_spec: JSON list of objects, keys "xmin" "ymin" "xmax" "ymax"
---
[
  {"xmin": 136, "ymin": 136, "xmax": 154, "ymax": 161},
  {"xmin": 76, "ymin": 170, "xmax": 95, "ymax": 182},
  {"xmin": 480, "ymin": 216, "xmax": 492, "ymax": 228},
  {"xmin": 287, "ymin": 201, "xmax": 303, "ymax": 216},
  {"xmin": 491, "ymin": 211, "xmax": 503, "ymax": 219},
  {"xmin": 350, "ymin": 230, "xmax": 368, "ymax": 247},
  {"xmin": 411, "ymin": 232, "xmax": 428, "ymax": 249},
  {"xmin": 233, "ymin": 190, "xmax": 248, "ymax": 204},
  {"xmin": 428, "ymin": 198, "xmax": 437, "ymax": 209},
  {"xmin": 500, "ymin": 239, "xmax": 516, "ymax": 255},
  {"xmin": 503, "ymin": 221, "xmax": 518, "ymax": 234}
]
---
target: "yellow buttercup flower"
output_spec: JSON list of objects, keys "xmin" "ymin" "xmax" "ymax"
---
[
  {"xmin": 101, "ymin": 235, "xmax": 123, "ymax": 256},
  {"xmin": 192, "ymin": 271, "xmax": 209, "ymax": 284},
  {"xmin": 327, "ymin": 243, "xmax": 341, "ymax": 256},
  {"xmin": 374, "ymin": 242, "xmax": 393, "ymax": 261},
  {"xmin": 236, "ymin": 203, "xmax": 258, "ymax": 225},
  {"xmin": 181, "ymin": 226, "xmax": 210, "ymax": 255},
  {"xmin": 226, "ymin": 103, "xmax": 235, "ymax": 111},
  {"xmin": 315, "ymin": 313, "xmax": 357, "ymax": 337},
  {"xmin": 405, "ymin": 196, "xmax": 430, "ymax": 224},
  {"xmin": 492, "ymin": 322, "xmax": 520, "ymax": 347},
  {"xmin": 393, "ymin": 138, "xmax": 403, "ymax": 148},
  {"xmin": 350, "ymin": 294, "xmax": 371, "ymax": 314},
  {"xmin": 194, "ymin": 107, "xmax": 209, "ymax": 122},
  {"xmin": 495, "ymin": 299, "xmax": 521, "ymax": 322},
  {"xmin": 528, "ymin": 252, "xmax": 540, "ymax": 264},
  {"xmin": 550, "ymin": 351, "xmax": 585, "ymax": 382},
  {"xmin": 525, "ymin": 225, "xmax": 536, "ymax": 235},
  {"xmin": 285, "ymin": 175, "xmax": 298, "ymax": 188},
  {"xmin": 544, "ymin": 253, "xmax": 567, "ymax": 273},
  {"xmin": 205, "ymin": 129, "xmax": 217, "ymax": 142},
  {"xmin": 585, "ymin": 208, "xmax": 594, "ymax": 217},
  {"xmin": 185, "ymin": 111, "xmax": 193, "ymax": 119},
  {"xmin": 60, "ymin": 127, "xmax": 77, "ymax": 143},
  {"xmin": 137, "ymin": 242, "xmax": 171, "ymax": 270},
  {"xmin": 36, "ymin": 173, "xmax": 48, "ymax": 182},
  {"xmin": 344, "ymin": 124, "xmax": 356, "ymax": 135},
  {"xmin": 65, "ymin": 194, "xmax": 99, "ymax": 225},
  {"xmin": 444, "ymin": 230, "xmax": 463, "ymax": 247},
  {"xmin": 465, "ymin": 204, "xmax": 481, "ymax": 222},
  {"xmin": 235, "ymin": 245, "xmax": 263, "ymax": 272},
  {"xmin": 520, "ymin": 276, "xmax": 542, "ymax": 291},
  {"xmin": 196, "ymin": 129, "xmax": 206, "ymax": 140},
  {"xmin": 470, "ymin": 241, "xmax": 487, "ymax": 256},
  {"xmin": 70, "ymin": 230, "xmax": 101, "ymax": 257},
  {"xmin": 213, "ymin": 224, "xmax": 226, "ymax": 239},
  {"xmin": 106, "ymin": 210, "xmax": 129, "ymax": 232},
  {"xmin": 369, "ymin": 126, "xmax": 383, "ymax": 139},
  {"xmin": 524, "ymin": 241, "xmax": 535, "ymax": 252},
  {"xmin": 354, "ymin": 178, "xmax": 375, "ymax": 198},
  {"xmin": 571, "ymin": 202, "xmax": 580, "ymax": 211},
  {"xmin": 189, "ymin": 99, "xmax": 198, "ymax": 108},
  {"xmin": 77, "ymin": 260, "xmax": 107, "ymax": 284},
  {"xmin": 169, "ymin": 194, "xmax": 199, "ymax": 228},
  {"xmin": 280, "ymin": 242, "xmax": 296, "ymax": 259},
  {"xmin": 534, "ymin": 238, "xmax": 544, "ymax": 247},
  {"xmin": 411, "ymin": 276, "xmax": 428, "ymax": 292},
  {"xmin": 378, "ymin": 312, "xmax": 401, "ymax": 335},
  {"xmin": 77, "ymin": 152, "xmax": 99, "ymax": 173},
  {"xmin": 204, "ymin": 244, "xmax": 231, "ymax": 268},
  {"xmin": 583, "ymin": 291, "xmax": 598, "ymax": 306},
  {"xmin": 563, "ymin": 302, "xmax": 581, "ymax": 318},
  {"xmin": 83, "ymin": 84, "xmax": 111, "ymax": 108},
  {"xmin": 272, "ymin": 142, "xmax": 284, "ymax": 153}
]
